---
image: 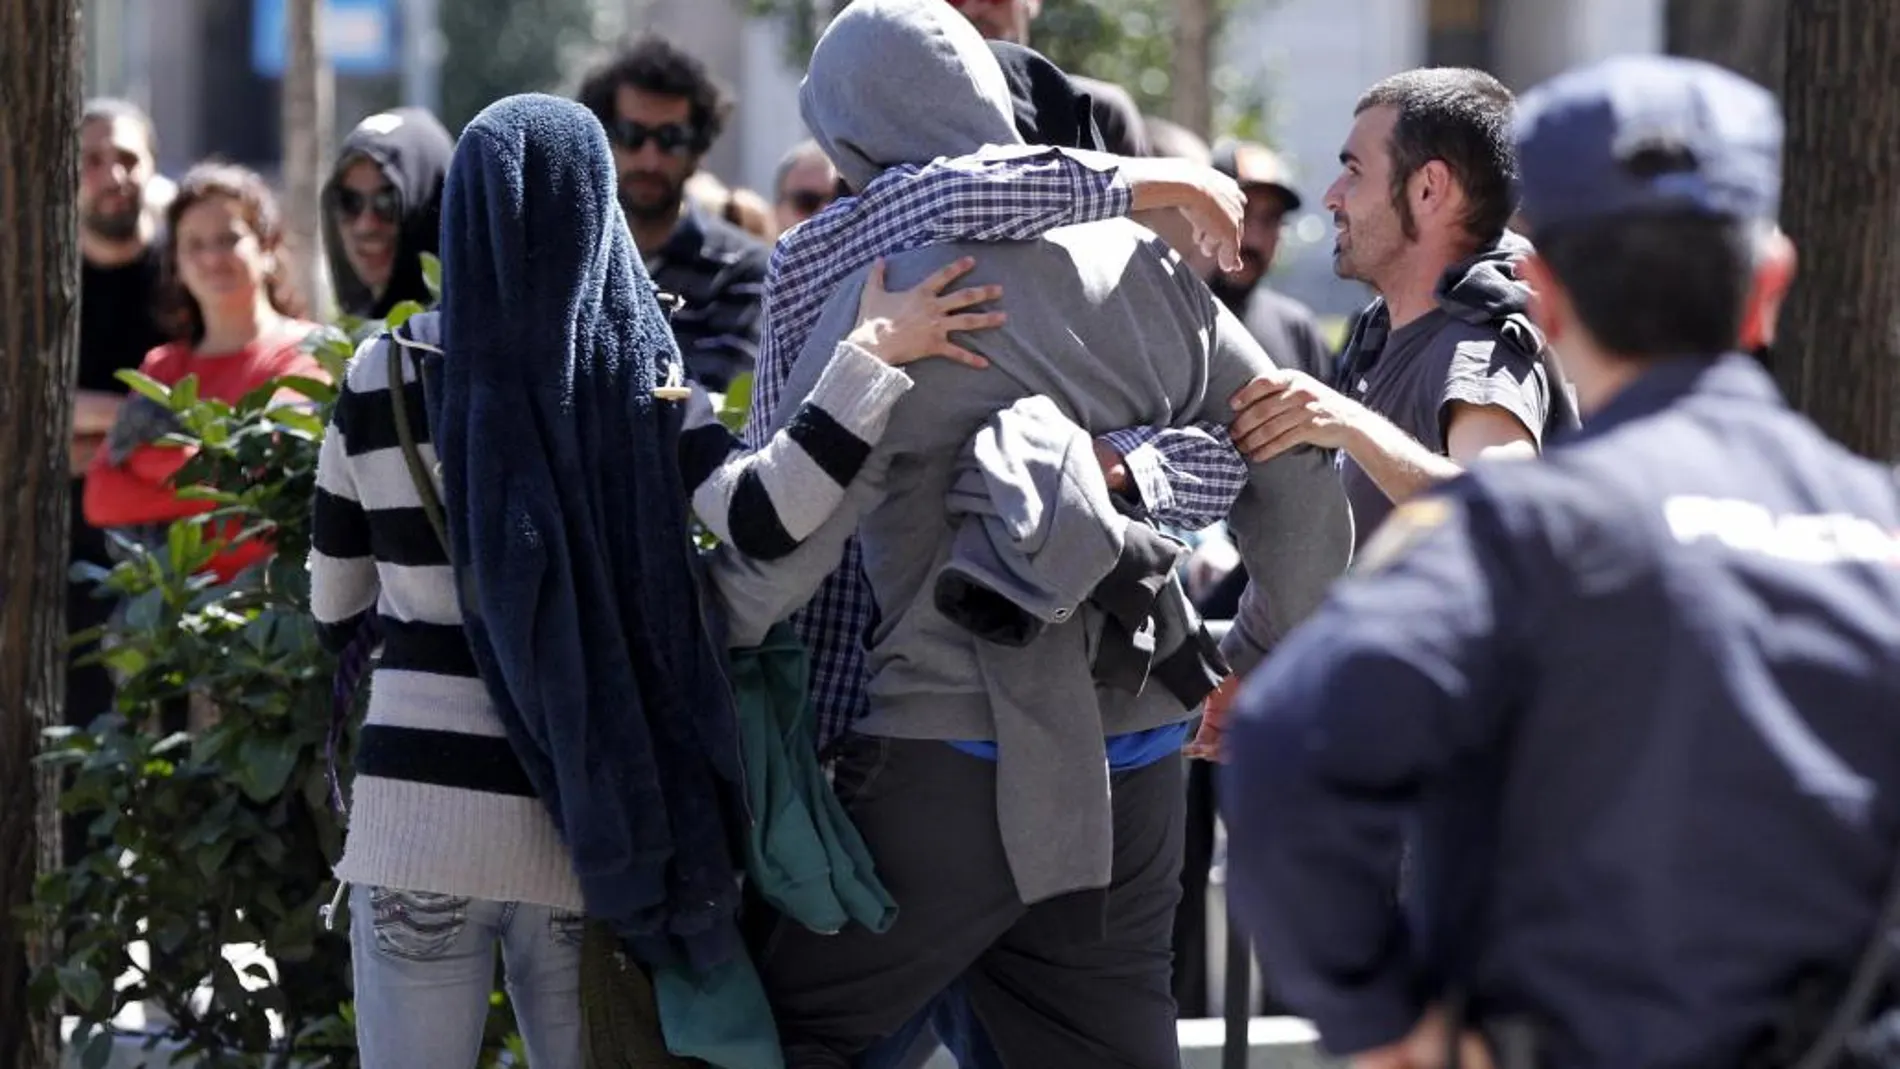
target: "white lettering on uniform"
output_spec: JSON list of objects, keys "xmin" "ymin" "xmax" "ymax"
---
[{"xmin": 1664, "ymin": 495, "xmax": 1900, "ymax": 565}]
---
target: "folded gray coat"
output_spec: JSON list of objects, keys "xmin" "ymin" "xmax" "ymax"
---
[{"xmin": 933, "ymin": 396, "xmax": 1229, "ymax": 906}]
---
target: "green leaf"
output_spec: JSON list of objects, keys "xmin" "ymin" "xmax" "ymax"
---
[
  {"xmin": 122, "ymin": 590, "xmax": 164, "ymax": 633},
  {"xmin": 115, "ymin": 369, "xmax": 173, "ymax": 405},
  {"xmin": 153, "ymin": 916, "xmax": 192, "ymax": 955},
  {"xmin": 57, "ymin": 963, "xmax": 106, "ymax": 1010},
  {"xmin": 385, "ymin": 300, "xmax": 427, "ymax": 329},
  {"xmin": 302, "ymin": 323, "xmax": 355, "ymax": 356},
  {"xmin": 421, "ymin": 252, "xmax": 443, "ymax": 300},
  {"xmin": 166, "ymin": 520, "xmax": 207, "ymax": 574},
  {"xmin": 235, "ymin": 737, "xmax": 299, "ymax": 802},
  {"xmin": 173, "ymin": 486, "xmax": 244, "ymax": 505},
  {"xmin": 273, "ymin": 375, "xmax": 338, "ymax": 406},
  {"xmin": 269, "ymin": 408, "xmax": 328, "ymax": 437},
  {"xmin": 82, "ymin": 1027, "xmax": 115, "ymax": 1069},
  {"xmin": 198, "ymin": 837, "xmax": 236, "ymax": 879},
  {"xmin": 171, "ymin": 373, "xmax": 201, "ymax": 410}
]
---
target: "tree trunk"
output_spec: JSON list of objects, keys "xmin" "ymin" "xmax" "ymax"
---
[
  {"xmin": 0, "ymin": 1, "xmax": 81, "ymax": 1067},
  {"xmin": 1777, "ymin": 0, "xmax": 1900, "ymax": 462},
  {"xmin": 282, "ymin": 0, "xmax": 334, "ymax": 318},
  {"xmin": 1666, "ymin": 0, "xmax": 1786, "ymax": 97},
  {"xmin": 1172, "ymin": 0, "xmax": 1214, "ymax": 138}
]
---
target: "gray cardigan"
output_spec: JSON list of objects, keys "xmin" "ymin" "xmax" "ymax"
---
[
  {"xmin": 934, "ymin": 394, "xmax": 1229, "ymax": 903},
  {"xmin": 712, "ymin": 218, "xmax": 1354, "ymax": 900}
]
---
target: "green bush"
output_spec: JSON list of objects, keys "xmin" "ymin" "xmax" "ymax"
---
[
  {"xmin": 30, "ymin": 263, "xmax": 533, "ymax": 1067},
  {"xmin": 32, "ymin": 318, "xmax": 359, "ymax": 1068}
]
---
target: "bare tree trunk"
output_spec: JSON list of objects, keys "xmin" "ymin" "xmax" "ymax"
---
[
  {"xmin": 0, "ymin": 1, "xmax": 80, "ymax": 1066},
  {"xmin": 1778, "ymin": 0, "xmax": 1900, "ymax": 462},
  {"xmin": 1666, "ymin": 0, "xmax": 1786, "ymax": 96},
  {"xmin": 1172, "ymin": 0, "xmax": 1214, "ymax": 138},
  {"xmin": 282, "ymin": 0, "xmax": 334, "ymax": 318}
]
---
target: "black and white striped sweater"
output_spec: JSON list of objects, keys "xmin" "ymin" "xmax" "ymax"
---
[{"xmin": 308, "ymin": 310, "xmax": 911, "ymax": 907}]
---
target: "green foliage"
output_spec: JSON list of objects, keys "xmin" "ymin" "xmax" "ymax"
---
[
  {"xmin": 1035, "ymin": 0, "xmax": 1178, "ymax": 116},
  {"xmin": 714, "ymin": 372, "xmax": 755, "ymax": 435},
  {"xmin": 31, "ymin": 254, "xmax": 527, "ymax": 1066},
  {"xmin": 440, "ymin": 0, "xmax": 608, "ymax": 134},
  {"xmin": 33, "ymin": 325, "xmax": 359, "ymax": 1066}
]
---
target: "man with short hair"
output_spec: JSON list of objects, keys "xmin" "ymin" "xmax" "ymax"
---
[
  {"xmin": 1195, "ymin": 69, "xmax": 1570, "ymax": 755},
  {"xmin": 947, "ymin": 0, "xmax": 1152, "ymax": 158},
  {"xmin": 1221, "ymin": 55, "xmax": 1900, "ymax": 1069},
  {"xmin": 578, "ymin": 35, "xmax": 769, "ymax": 390},
  {"xmin": 774, "ymin": 140, "xmax": 840, "ymax": 236},
  {"xmin": 1225, "ymin": 70, "xmax": 1560, "ymax": 544}
]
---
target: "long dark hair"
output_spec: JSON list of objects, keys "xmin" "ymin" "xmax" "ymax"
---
[{"xmin": 158, "ymin": 162, "xmax": 306, "ymax": 344}]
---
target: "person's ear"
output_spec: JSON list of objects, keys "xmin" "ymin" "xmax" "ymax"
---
[
  {"xmin": 1411, "ymin": 160, "xmax": 1460, "ymax": 227},
  {"xmin": 1520, "ymin": 252, "xmax": 1569, "ymax": 347},
  {"xmin": 1739, "ymin": 227, "xmax": 1797, "ymax": 351}
]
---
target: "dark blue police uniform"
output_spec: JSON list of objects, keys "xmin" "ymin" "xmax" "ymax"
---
[{"xmin": 1219, "ymin": 55, "xmax": 1900, "ymax": 1069}]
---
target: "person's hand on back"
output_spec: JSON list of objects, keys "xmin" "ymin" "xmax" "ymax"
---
[
  {"xmin": 849, "ymin": 256, "xmax": 1004, "ymax": 369},
  {"xmin": 1121, "ymin": 156, "xmax": 1246, "ymax": 273}
]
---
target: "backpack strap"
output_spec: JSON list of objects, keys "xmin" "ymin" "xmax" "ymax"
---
[{"xmin": 385, "ymin": 324, "xmax": 452, "ymax": 555}]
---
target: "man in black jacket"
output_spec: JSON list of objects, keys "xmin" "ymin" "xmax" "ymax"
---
[{"xmin": 578, "ymin": 35, "xmax": 770, "ymax": 391}]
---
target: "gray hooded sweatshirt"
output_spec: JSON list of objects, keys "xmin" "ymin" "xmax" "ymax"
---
[{"xmin": 715, "ymin": 0, "xmax": 1353, "ymax": 904}]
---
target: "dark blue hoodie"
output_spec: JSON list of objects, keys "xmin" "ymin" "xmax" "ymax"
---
[{"xmin": 430, "ymin": 93, "xmax": 744, "ymax": 969}]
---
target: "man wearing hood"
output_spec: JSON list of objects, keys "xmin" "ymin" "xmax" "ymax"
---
[
  {"xmin": 714, "ymin": 2, "xmax": 1351, "ymax": 1065},
  {"xmin": 322, "ymin": 107, "xmax": 454, "ymax": 320}
]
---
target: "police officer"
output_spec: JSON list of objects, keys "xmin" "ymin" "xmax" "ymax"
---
[{"xmin": 1216, "ymin": 55, "xmax": 1900, "ymax": 1069}]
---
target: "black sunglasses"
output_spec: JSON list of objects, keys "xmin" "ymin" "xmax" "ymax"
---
[
  {"xmin": 332, "ymin": 186, "xmax": 400, "ymax": 224},
  {"xmin": 608, "ymin": 120, "xmax": 699, "ymax": 156},
  {"xmin": 782, "ymin": 189, "xmax": 835, "ymax": 216}
]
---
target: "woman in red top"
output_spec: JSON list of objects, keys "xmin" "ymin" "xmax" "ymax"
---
[{"xmin": 85, "ymin": 163, "xmax": 324, "ymax": 583}]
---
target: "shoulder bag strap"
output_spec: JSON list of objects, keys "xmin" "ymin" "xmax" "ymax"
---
[{"xmin": 384, "ymin": 325, "xmax": 452, "ymax": 555}]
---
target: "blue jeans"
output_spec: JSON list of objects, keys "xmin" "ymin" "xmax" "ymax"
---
[
  {"xmin": 350, "ymin": 884, "xmax": 584, "ymax": 1069},
  {"xmin": 856, "ymin": 982, "xmax": 1004, "ymax": 1069}
]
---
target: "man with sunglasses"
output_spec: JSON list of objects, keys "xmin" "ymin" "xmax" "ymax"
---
[
  {"xmin": 774, "ymin": 140, "xmax": 840, "ymax": 236},
  {"xmin": 322, "ymin": 108, "xmax": 455, "ymax": 322},
  {"xmin": 579, "ymin": 35, "xmax": 770, "ymax": 392}
]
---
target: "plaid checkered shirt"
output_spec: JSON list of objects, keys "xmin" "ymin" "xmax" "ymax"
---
[{"xmin": 744, "ymin": 146, "xmax": 1251, "ymax": 749}]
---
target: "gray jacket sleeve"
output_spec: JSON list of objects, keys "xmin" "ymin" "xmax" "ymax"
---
[
  {"xmin": 708, "ymin": 281, "xmax": 891, "ymax": 648},
  {"xmin": 1201, "ymin": 303, "xmax": 1356, "ymax": 676}
]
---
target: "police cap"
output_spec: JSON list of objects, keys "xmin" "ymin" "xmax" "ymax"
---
[{"xmin": 1513, "ymin": 55, "xmax": 1782, "ymax": 237}]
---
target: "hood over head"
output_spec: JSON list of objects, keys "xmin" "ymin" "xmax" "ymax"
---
[
  {"xmin": 323, "ymin": 106, "xmax": 454, "ymax": 319},
  {"xmin": 988, "ymin": 41, "xmax": 1105, "ymax": 152},
  {"xmin": 799, "ymin": 0, "xmax": 1022, "ymax": 190}
]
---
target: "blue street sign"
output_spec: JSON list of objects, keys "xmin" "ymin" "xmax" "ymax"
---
[{"xmin": 253, "ymin": 0, "xmax": 399, "ymax": 77}]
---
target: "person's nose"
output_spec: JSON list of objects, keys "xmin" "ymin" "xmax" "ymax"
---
[
  {"xmin": 632, "ymin": 141, "xmax": 670, "ymax": 170},
  {"xmin": 1323, "ymin": 177, "xmax": 1346, "ymax": 215}
]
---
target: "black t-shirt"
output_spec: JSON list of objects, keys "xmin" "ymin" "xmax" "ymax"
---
[
  {"xmin": 79, "ymin": 244, "xmax": 166, "ymax": 394},
  {"xmin": 74, "ymin": 245, "xmax": 166, "ymax": 564}
]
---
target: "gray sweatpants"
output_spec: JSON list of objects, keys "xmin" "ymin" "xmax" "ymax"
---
[{"xmin": 756, "ymin": 737, "xmax": 1186, "ymax": 1069}]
